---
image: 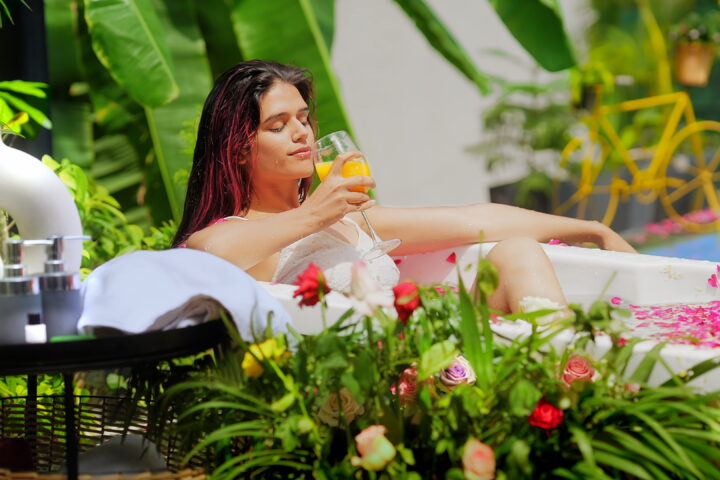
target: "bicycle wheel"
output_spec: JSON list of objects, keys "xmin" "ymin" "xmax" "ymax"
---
[
  {"xmin": 553, "ymin": 134, "xmax": 626, "ymax": 227},
  {"xmin": 659, "ymin": 121, "xmax": 720, "ymax": 232}
]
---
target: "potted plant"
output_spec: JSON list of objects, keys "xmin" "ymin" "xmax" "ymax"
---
[
  {"xmin": 161, "ymin": 262, "xmax": 720, "ymax": 479},
  {"xmin": 671, "ymin": 10, "xmax": 720, "ymax": 87},
  {"xmin": 569, "ymin": 61, "xmax": 615, "ymax": 111}
]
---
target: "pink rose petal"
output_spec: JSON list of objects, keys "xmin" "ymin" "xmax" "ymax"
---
[{"xmin": 611, "ymin": 297, "xmax": 622, "ymax": 305}]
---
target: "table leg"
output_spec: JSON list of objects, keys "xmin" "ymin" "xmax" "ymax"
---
[
  {"xmin": 25, "ymin": 375, "xmax": 37, "ymax": 469},
  {"xmin": 63, "ymin": 373, "xmax": 77, "ymax": 480}
]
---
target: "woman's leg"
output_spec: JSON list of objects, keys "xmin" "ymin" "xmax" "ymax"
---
[{"xmin": 485, "ymin": 237, "xmax": 568, "ymax": 316}]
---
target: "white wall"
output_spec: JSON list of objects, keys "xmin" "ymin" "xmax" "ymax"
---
[{"xmin": 332, "ymin": 0, "xmax": 591, "ymax": 207}]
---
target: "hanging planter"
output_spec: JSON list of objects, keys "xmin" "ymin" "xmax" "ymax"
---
[{"xmin": 674, "ymin": 42, "xmax": 716, "ymax": 87}]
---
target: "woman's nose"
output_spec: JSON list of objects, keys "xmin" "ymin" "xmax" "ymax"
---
[{"xmin": 291, "ymin": 119, "xmax": 309, "ymax": 142}]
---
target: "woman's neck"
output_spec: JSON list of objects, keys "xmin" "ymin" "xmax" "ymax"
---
[{"xmin": 247, "ymin": 180, "xmax": 301, "ymax": 215}]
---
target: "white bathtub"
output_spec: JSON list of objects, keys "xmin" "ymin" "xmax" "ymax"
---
[{"xmin": 261, "ymin": 243, "xmax": 720, "ymax": 392}]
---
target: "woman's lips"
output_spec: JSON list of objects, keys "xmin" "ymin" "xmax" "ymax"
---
[{"xmin": 290, "ymin": 147, "xmax": 311, "ymax": 159}]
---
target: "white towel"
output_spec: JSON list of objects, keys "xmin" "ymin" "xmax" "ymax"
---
[{"xmin": 78, "ymin": 249, "xmax": 293, "ymax": 341}]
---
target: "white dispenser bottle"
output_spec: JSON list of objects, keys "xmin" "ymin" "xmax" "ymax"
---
[
  {"xmin": 39, "ymin": 235, "xmax": 88, "ymax": 339},
  {"xmin": 0, "ymin": 239, "xmax": 41, "ymax": 344}
]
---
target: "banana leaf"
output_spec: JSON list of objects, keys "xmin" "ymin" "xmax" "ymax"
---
[
  {"xmin": 229, "ymin": 0, "xmax": 353, "ymax": 136},
  {"xmin": 45, "ymin": 0, "xmax": 93, "ymax": 167},
  {"xmin": 144, "ymin": 0, "xmax": 213, "ymax": 220},
  {"xmin": 84, "ymin": 0, "xmax": 179, "ymax": 108},
  {"xmin": 392, "ymin": 0, "xmax": 491, "ymax": 95},
  {"xmin": 193, "ymin": 0, "xmax": 241, "ymax": 79},
  {"xmin": 488, "ymin": 0, "xmax": 576, "ymax": 72}
]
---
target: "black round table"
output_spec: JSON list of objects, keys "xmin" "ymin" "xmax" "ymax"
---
[{"xmin": 0, "ymin": 321, "xmax": 229, "ymax": 479}]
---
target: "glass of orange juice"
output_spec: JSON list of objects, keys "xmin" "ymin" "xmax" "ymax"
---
[{"xmin": 314, "ymin": 131, "xmax": 401, "ymax": 260}]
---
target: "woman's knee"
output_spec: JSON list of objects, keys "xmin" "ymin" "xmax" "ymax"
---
[{"xmin": 487, "ymin": 237, "xmax": 543, "ymax": 261}]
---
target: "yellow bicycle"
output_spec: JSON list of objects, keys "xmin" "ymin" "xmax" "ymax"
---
[{"xmin": 553, "ymin": 91, "xmax": 720, "ymax": 232}]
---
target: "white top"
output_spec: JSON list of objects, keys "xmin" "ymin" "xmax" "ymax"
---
[{"xmin": 228, "ymin": 216, "xmax": 400, "ymax": 293}]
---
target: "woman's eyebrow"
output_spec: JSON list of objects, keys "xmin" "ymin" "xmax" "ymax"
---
[{"xmin": 261, "ymin": 107, "xmax": 309, "ymax": 124}]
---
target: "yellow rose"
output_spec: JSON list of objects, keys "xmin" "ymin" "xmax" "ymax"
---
[{"xmin": 241, "ymin": 338, "xmax": 288, "ymax": 378}]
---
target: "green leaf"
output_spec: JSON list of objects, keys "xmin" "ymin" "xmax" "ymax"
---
[
  {"xmin": 229, "ymin": 0, "xmax": 353, "ymax": 136},
  {"xmin": 0, "ymin": 80, "xmax": 48, "ymax": 97},
  {"xmin": 84, "ymin": 0, "xmax": 179, "ymax": 108},
  {"xmin": 629, "ymin": 342, "xmax": 665, "ymax": 384},
  {"xmin": 508, "ymin": 379, "xmax": 541, "ymax": 417},
  {"xmin": 392, "ymin": 0, "xmax": 490, "ymax": 95},
  {"xmin": 45, "ymin": 0, "xmax": 94, "ymax": 168},
  {"xmin": 270, "ymin": 392, "xmax": 296, "ymax": 412},
  {"xmin": 0, "ymin": 92, "xmax": 52, "ymax": 128},
  {"xmin": 144, "ymin": 0, "xmax": 213, "ymax": 220},
  {"xmin": 592, "ymin": 449, "xmax": 652, "ymax": 479},
  {"xmin": 418, "ymin": 340, "xmax": 457, "ymax": 381},
  {"xmin": 310, "ymin": 0, "xmax": 335, "ymax": 50},
  {"xmin": 488, "ymin": 0, "xmax": 576, "ymax": 72},
  {"xmin": 192, "ymin": 0, "xmax": 241, "ymax": 78},
  {"xmin": 457, "ymin": 274, "xmax": 484, "ymax": 382}
]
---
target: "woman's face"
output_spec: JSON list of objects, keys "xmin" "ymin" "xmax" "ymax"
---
[{"xmin": 251, "ymin": 81, "xmax": 315, "ymax": 185}]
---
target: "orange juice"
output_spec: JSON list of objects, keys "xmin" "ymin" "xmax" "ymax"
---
[{"xmin": 315, "ymin": 160, "xmax": 371, "ymax": 192}]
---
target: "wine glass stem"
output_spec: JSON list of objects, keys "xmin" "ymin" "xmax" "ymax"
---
[{"xmin": 360, "ymin": 210, "xmax": 383, "ymax": 245}]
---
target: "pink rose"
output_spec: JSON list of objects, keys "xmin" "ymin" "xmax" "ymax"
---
[
  {"xmin": 625, "ymin": 383, "xmax": 641, "ymax": 394},
  {"xmin": 440, "ymin": 356, "xmax": 476, "ymax": 391},
  {"xmin": 562, "ymin": 355, "xmax": 595, "ymax": 387},
  {"xmin": 462, "ymin": 438, "xmax": 496, "ymax": 480},
  {"xmin": 395, "ymin": 367, "xmax": 418, "ymax": 407},
  {"xmin": 350, "ymin": 425, "xmax": 396, "ymax": 471}
]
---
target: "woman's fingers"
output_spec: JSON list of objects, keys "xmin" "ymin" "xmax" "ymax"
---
[
  {"xmin": 342, "ymin": 175, "xmax": 376, "ymax": 191},
  {"xmin": 328, "ymin": 150, "xmax": 363, "ymax": 176}
]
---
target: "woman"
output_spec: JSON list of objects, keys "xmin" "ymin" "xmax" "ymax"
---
[{"xmin": 173, "ymin": 60, "xmax": 636, "ymax": 318}]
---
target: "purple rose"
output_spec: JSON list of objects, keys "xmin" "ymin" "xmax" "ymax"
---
[{"xmin": 439, "ymin": 356, "xmax": 476, "ymax": 390}]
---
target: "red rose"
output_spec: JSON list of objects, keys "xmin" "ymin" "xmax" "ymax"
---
[
  {"xmin": 561, "ymin": 355, "xmax": 595, "ymax": 387},
  {"xmin": 528, "ymin": 399, "xmax": 564, "ymax": 430},
  {"xmin": 392, "ymin": 282, "xmax": 420, "ymax": 324},
  {"xmin": 292, "ymin": 263, "xmax": 330, "ymax": 307}
]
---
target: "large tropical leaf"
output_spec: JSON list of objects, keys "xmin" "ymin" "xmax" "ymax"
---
[
  {"xmin": 84, "ymin": 0, "xmax": 179, "ymax": 108},
  {"xmin": 144, "ymin": 0, "xmax": 213, "ymax": 220},
  {"xmin": 392, "ymin": 0, "xmax": 491, "ymax": 95},
  {"xmin": 193, "ymin": 0, "xmax": 241, "ymax": 79},
  {"xmin": 488, "ymin": 0, "xmax": 576, "ymax": 72},
  {"xmin": 229, "ymin": 0, "xmax": 352, "ymax": 136},
  {"xmin": 45, "ymin": 0, "xmax": 93, "ymax": 168}
]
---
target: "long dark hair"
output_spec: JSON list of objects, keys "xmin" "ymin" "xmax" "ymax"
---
[{"xmin": 172, "ymin": 60, "xmax": 315, "ymax": 247}]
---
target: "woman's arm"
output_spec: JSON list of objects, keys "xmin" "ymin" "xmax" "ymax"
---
[
  {"xmin": 351, "ymin": 203, "xmax": 636, "ymax": 255},
  {"xmin": 187, "ymin": 153, "xmax": 376, "ymax": 270}
]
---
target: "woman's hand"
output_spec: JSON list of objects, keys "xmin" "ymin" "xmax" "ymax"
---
[
  {"xmin": 300, "ymin": 151, "xmax": 376, "ymax": 229},
  {"xmin": 595, "ymin": 222, "xmax": 638, "ymax": 253}
]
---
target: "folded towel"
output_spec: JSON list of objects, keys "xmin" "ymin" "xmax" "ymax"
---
[{"xmin": 78, "ymin": 249, "xmax": 292, "ymax": 341}]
